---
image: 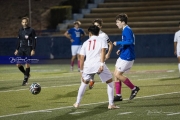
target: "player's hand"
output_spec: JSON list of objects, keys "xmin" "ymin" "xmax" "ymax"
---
[
  {"xmin": 113, "ymin": 42, "xmax": 117, "ymax": 46},
  {"xmin": 174, "ymin": 50, "xmax": 177, "ymax": 55},
  {"xmin": 70, "ymin": 39, "xmax": 74, "ymax": 43},
  {"xmin": 14, "ymin": 50, "xmax": 18, "ymax": 55},
  {"xmin": 31, "ymin": 50, "xmax": 35, "ymax": 56},
  {"xmin": 105, "ymin": 54, "xmax": 110, "ymax": 61},
  {"xmin": 97, "ymin": 66, "xmax": 103, "ymax": 74},
  {"xmin": 116, "ymin": 50, "xmax": 120, "ymax": 55}
]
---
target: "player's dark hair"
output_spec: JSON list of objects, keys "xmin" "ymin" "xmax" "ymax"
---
[
  {"xmin": 21, "ymin": 17, "xmax": 29, "ymax": 22},
  {"xmin": 88, "ymin": 25, "xmax": 100, "ymax": 36},
  {"xmin": 116, "ymin": 13, "xmax": 128, "ymax": 24},
  {"xmin": 93, "ymin": 19, "xmax": 103, "ymax": 26}
]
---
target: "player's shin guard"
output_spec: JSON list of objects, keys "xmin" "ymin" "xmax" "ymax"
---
[
  {"xmin": 18, "ymin": 65, "xmax": 25, "ymax": 74},
  {"xmin": 76, "ymin": 81, "xmax": 87, "ymax": 104},
  {"xmin": 107, "ymin": 82, "xmax": 114, "ymax": 105},
  {"xmin": 24, "ymin": 67, "xmax": 30, "ymax": 81},
  {"xmin": 123, "ymin": 78, "xmax": 135, "ymax": 90}
]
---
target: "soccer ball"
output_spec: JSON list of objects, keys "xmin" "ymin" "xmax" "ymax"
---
[{"xmin": 29, "ymin": 83, "xmax": 41, "ymax": 95}]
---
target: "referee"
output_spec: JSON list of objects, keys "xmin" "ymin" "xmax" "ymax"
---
[{"xmin": 14, "ymin": 17, "xmax": 37, "ymax": 86}]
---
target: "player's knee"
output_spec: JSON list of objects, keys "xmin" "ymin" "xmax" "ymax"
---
[
  {"xmin": 82, "ymin": 79, "xmax": 89, "ymax": 84},
  {"xmin": 16, "ymin": 64, "xmax": 21, "ymax": 67}
]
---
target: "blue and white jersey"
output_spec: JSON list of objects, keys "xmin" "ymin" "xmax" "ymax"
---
[
  {"xmin": 116, "ymin": 25, "xmax": 135, "ymax": 61},
  {"xmin": 68, "ymin": 27, "xmax": 85, "ymax": 45}
]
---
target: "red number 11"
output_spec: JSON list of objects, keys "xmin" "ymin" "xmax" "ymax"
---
[{"xmin": 88, "ymin": 40, "xmax": 96, "ymax": 50}]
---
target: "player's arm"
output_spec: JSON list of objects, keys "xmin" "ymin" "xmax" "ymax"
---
[
  {"xmin": 31, "ymin": 29, "xmax": 37, "ymax": 56},
  {"xmin": 174, "ymin": 42, "xmax": 177, "ymax": 55},
  {"xmin": 98, "ymin": 48, "xmax": 106, "ymax": 74},
  {"xmin": 174, "ymin": 33, "xmax": 177, "ymax": 55},
  {"xmin": 80, "ymin": 55, "xmax": 85, "ymax": 73},
  {"xmin": 105, "ymin": 40, "xmax": 113, "ymax": 60},
  {"xmin": 64, "ymin": 31, "xmax": 73, "ymax": 42},
  {"xmin": 14, "ymin": 31, "xmax": 20, "ymax": 55}
]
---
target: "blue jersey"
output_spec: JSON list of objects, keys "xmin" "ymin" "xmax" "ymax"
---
[
  {"xmin": 116, "ymin": 25, "xmax": 135, "ymax": 61},
  {"xmin": 68, "ymin": 28, "xmax": 85, "ymax": 45}
]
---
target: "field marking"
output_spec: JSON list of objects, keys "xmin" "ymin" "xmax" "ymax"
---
[
  {"xmin": 118, "ymin": 112, "xmax": 133, "ymax": 115},
  {"xmin": 0, "ymin": 91, "xmax": 180, "ymax": 118},
  {"xmin": 137, "ymin": 76, "xmax": 176, "ymax": 81},
  {"xmin": 167, "ymin": 112, "xmax": 180, "ymax": 116},
  {"xmin": 69, "ymin": 111, "xmax": 87, "ymax": 115}
]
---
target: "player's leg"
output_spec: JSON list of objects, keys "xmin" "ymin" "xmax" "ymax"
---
[
  {"xmin": 16, "ymin": 64, "xmax": 25, "ymax": 74},
  {"xmin": 77, "ymin": 45, "xmax": 82, "ymax": 72},
  {"xmin": 70, "ymin": 45, "xmax": 76, "ymax": 71},
  {"xmin": 99, "ymin": 64, "xmax": 119, "ymax": 109},
  {"xmin": 74, "ymin": 73, "xmax": 94, "ymax": 108},
  {"xmin": 114, "ymin": 70, "xmax": 123, "ymax": 101},
  {"xmin": 178, "ymin": 57, "xmax": 180, "ymax": 77},
  {"xmin": 114, "ymin": 58, "xmax": 140, "ymax": 100},
  {"xmin": 22, "ymin": 63, "xmax": 30, "ymax": 86},
  {"xmin": 22, "ymin": 47, "xmax": 31, "ymax": 86}
]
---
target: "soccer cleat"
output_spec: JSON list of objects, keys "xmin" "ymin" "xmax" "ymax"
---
[
  {"xmin": 108, "ymin": 104, "xmax": 120, "ymax": 110},
  {"xmin": 22, "ymin": 80, "xmax": 28, "ymax": 86},
  {"xmin": 129, "ymin": 86, "xmax": 140, "ymax": 100},
  {"xmin": 73, "ymin": 103, "xmax": 79, "ymax": 108},
  {"xmin": 89, "ymin": 80, "xmax": 95, "ymax": 89},
  {"xmin": 70, "ymin": 67, "xmax": 73, "ymax": 71},
  {"xmin": 114, "ymin": 95, "xmax": 123, "ymax": 101}
]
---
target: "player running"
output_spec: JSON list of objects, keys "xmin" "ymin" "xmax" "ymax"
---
[
  {"xmin": 174, "ymin": 22, "xmax": 180, "ymax": 77},
  {"xmin": 14, "ymin": 17, "xmax": 37, "ymax": 86},
  {"xmin": 64, "ymin": 21, "xmax": 86, "ymax": 72},
  {"xmin": 89, "ymin": 19, "xmax": 113, "ymax": 89},
  {"xmin": 113, "ymin": 13, "xmax": 140, "ymax": 101},
  {"xmin": 73, "ymin": 25, "xmax": 119, "ymax": 109}
]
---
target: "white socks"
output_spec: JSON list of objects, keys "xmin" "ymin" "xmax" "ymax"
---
[
  {"xmin": 107, "ymin": 82, "xmax": 114, "ymax": 105},
  {"xmin": 76, "ymin": 82, "xmax": 87, "ymax": 104}
]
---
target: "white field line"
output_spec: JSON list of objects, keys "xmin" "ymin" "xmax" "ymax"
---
[
  {"xmin": 167, "ymin": 112, "xmax": 180, "ymax": 116},
  {"xmin": 137, "ymin": 76, "xmax": 175, "ymax": 81},
  {"xmin": 69, "ymin": 111, "xmax": 87, "ymax": 115},
  {"xmin": 0, "ymin": 91, "xmax": 180, "ymax": 118},
  {"xmin": 118, "ymin": 112, "xmax": 133, "ymax": 115}
]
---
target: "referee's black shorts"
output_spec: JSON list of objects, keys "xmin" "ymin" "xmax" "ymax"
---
[{"xmin": 17, "ymin": 47, "xmax": 32, "ymax": 56}]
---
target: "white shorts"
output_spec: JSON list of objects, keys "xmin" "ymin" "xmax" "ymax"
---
[
  {"xmin": 71, "ymin": 45, "xmax": 82, "ymax": 56},
  {"xmin": 82, "ymin": 64, "xmax": 112, "ymax": 82},
  {"xmin": 115, "ymin": 58, "xmax": 134, "ymax": 72}
]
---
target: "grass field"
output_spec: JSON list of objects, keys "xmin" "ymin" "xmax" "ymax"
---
[{"xmin": 0, "ymin": 61, "xmax": 180, "ymax": 120}]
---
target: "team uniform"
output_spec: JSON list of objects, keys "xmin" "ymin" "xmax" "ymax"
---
[
  {"xmin": 115, "ymin": 25, "xmax": 135, "ymax": 72},
  {"xmin": 80, "ymin": 35, "xmax": 111, "ymax": 82},
  {"xmin": 99, "ymin": 30, "xmax": 111, "ymax": 44},
  {"xmin": 16, "ymin": 27, "xmax": 37, "ymax": 57},
  {"xmin": 16, "ymin": 26, "xmax": 37, "ymax": 85},
  {"xmin": 74, "ymin": 35, "xmax": 118, "ymax": 109},
  {"xmin": 114, "ymin": 25, "xmax": 139, "ymax": 101},
  {"xmin": 174, "ymin": 30, "xmax": 180, "ymax": 57},
  {"xmin": 67, "ymin": 27, "xmax": 85, "ymax": 56}
]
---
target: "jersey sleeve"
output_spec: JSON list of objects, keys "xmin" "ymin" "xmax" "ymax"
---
[
  {"xmin": 31, "ymin": 29, "xmax": 37, "ymax": 50},
  {"xmin": 67, "ymin": 29, "xmax": 72, "ymax": 34},
  {"xmin": 16, "ymin": 29, "xmax": 20, "ymax": 50},
  {"xmin": 103, "ymin": 33, "xmax": 111, "ymax": 43},
  {"xmin": 80, "ymin": 42, "xmax": 86, "ymax": 56},
  {"xmin": 101, "ymin": 39, "xmax": 108, "ymax": 49},
  {"xmin": 80, "ymin": 29, "xmax": 85, "ymax": 35}
]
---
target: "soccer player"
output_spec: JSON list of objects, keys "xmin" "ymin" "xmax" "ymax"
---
[
  {"xmin": 73, "ymin": 25, "xmax": 119, "ymax": 109},
  {"xmin": 14, "ymin": 17, "xmax": 37, "ymax": 86},
  {"xmin": 113, "ymin": 13, "xmax": 140, "ymax": 101},
  {"xmin": 89, "ymin": 19, "xmax": 113, "ymax": 89},
  {"xmin": 174, "ymin": 22, "xmax": 180, "ymax": 76},
  {"xmin": 64, "ymin": 21, "xmax": 86, "ymax": 72}
]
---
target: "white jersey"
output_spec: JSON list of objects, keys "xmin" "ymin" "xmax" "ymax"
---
[
  {"xmin": 99, "ymin": 30, "xmax": 110, "ymax": 44},
  {"xmin": 80, "ymin": 35, "xmax": 108, "ymax": 74},
  {"xmin": 174, "ymin": 30, "xmax": 180, "ymax": 56}
]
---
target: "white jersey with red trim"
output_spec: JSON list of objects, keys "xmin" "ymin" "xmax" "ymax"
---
[
  {"xmin": 99, "ymin": 30, "xmax": 110, "ymax": 43},
  {"xmin": 80, "ymin": 35, "xmax": 108, "ymax": 74}
]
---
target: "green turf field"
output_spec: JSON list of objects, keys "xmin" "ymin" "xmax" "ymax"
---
[{"xmin": 0, "ymin": 62, "xmax": 180, "ymax": 120}]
